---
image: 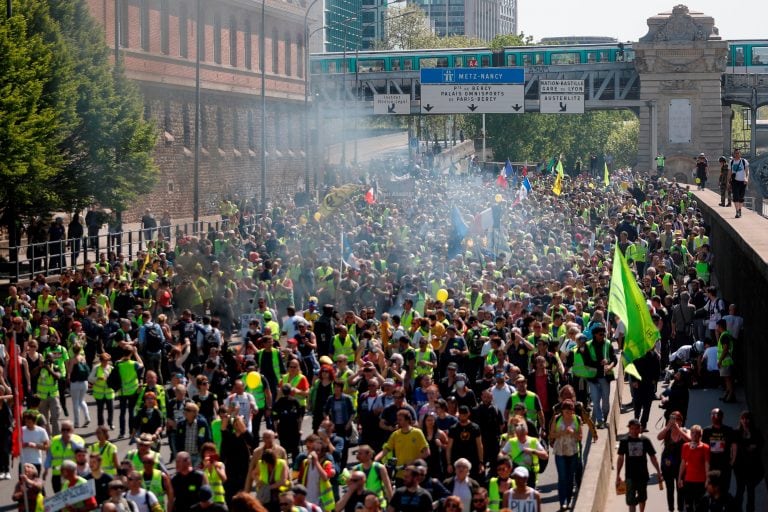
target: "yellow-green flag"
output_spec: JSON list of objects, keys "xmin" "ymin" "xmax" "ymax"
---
[
  {"xmin": 603, "ymin": 162, "xmax": 610, "ymax": 187},
  {"xmin": 608, "ymin": 244, "xmax": 659, "ymax": 371},
  {"xmin": 556, "ymin": 159, "xmax": 564, "ymax": 178},
  {"xmin": 552, "ymin": 173, "xmax": 563, "ymax": 196}
]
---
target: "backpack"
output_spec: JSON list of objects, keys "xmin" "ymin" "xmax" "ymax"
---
[
  {"xmin": 204, "ymin": 328, "xmax": 219, "ymax": 351},
  {"xmin": 144, "ymin": 324, "xmax": 164, "ymax": 354},
  {"xmin": 70, "ymin": 361, "xmax": 90, "ymax": 382},
  {"xmin": 107, "ymin": 364, "xmax": 122, "ymax": 390}
]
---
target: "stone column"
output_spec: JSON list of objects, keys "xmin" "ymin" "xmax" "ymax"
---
[{"xmin": 634, "ymin": 5, "xmax": 728, "ymax": 181}]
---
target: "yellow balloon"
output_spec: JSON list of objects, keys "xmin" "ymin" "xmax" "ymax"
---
[
  {"xmin": 245, "ymin": 371, "xmax": 261, "ymax": 389},
  {"xmin": 436, "ymin": 289, "xmax": 449, "ymax": 302},
  {"xmin": 313, "ymin": 212, "xmax": 322, "ymax": 222},
  {"xmin": 495, "ymin": 194, "xmax": 503, "ymax": 203}
]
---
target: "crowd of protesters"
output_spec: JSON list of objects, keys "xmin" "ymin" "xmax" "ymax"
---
[{"xmin": 0, "ymin": 160, "xmax": 764, "ymax": 512}]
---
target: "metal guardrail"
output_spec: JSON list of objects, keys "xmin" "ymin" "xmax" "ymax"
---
[{"xmin": 2, "ymin": 218, "xmax": 250, "ymax": 283}]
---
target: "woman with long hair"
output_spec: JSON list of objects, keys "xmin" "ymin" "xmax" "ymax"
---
[
  {"xmin": 66, "ymin": 343, "xmax": 91, "ymax": 429},
  {"xmin": 656, "ymin": 410, "xmax": 689, "ymax": 512},
  {"xmin": 421, "ymin": 412, "xmax": 448, "ymax": 480},
  {"xmin": 199, "ymin": 442, "xmax": 228, "ymax": 508}
]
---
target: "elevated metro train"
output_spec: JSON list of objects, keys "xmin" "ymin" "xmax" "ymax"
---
[{"xmin": 310, "ymin": 40, "xmax": 768, "ymax": 75}]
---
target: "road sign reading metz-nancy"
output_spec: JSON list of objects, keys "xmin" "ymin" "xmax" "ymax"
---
[{"xmin": 420, "ymin": 67, "xmax": 525, "ymax": 114}]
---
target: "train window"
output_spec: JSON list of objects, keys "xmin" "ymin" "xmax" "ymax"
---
[
  {"xmin": 328, "ymin": 61, "xmax": 337, "ymax": 73},
  {"xmin": 455, "ymin": 56, "xmax": 464, "ymax": 67},
  {"xmin": 534, "ymin": 53, "xmax": 544, "ymax": 65},
  {"xmin": 392, "ymin": 59, "xmax": 400, "ymax": 71},
  {"xmin": 311, "ymin": 61, "xmax": 323, "ymax": 74},
  {"xmin": 587, "ymin": 52, "xmax": 596, "ymax": 63},
  {"xmin": 551, "ymin": 52, "xmax": 580, "ymax": 65},
  {"xmin": 419, "ymin": 57, "xmax": 437, "ymax": 68},
  {"xmin": 404, "ymin": 58, "xmax": 413, "ymax": 70},
  {"xmin": 437, "ymin": 57, "xmax": 448, "ymax": 67},
  {"xmin": 735, "ymin": 47, "xmax": 745, "ymax": 66},
  {"xmin": 522, "ymin": 54, "xmax": 530, "ymax": 66},
  {"xmin": 752, "ymin": 47, "xmax": 768, "ymax": 65},
  {"xmin": 506, "ymin": 54, "xmax": 517, "ymax": 66},
  {"xmin": 480, "ymin": 55, "xmax": 490, "ymax": 66},
  {"xmin": 358, "ymin": 59, "xmax": 385, "ymax": 72},
  {"xmin": 599, "ymin": 51, "xmax": 609, "ymax": 62},
  {"xmin": 467, "ymin": 56, "xmax": 478, "ymax": 67}
]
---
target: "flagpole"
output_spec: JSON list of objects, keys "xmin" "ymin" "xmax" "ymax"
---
[{"xmin": 11, "ymin": 331, "xmax": 29, "ymax": 512}]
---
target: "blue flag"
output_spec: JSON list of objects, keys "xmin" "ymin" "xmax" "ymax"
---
[
  {"xmin": 504, "ymin": 159, "xmax": 514, "ymax": 177},
  {"xmin": 448, "ymin": 207, "xmax": 469, "ymax": 258}
]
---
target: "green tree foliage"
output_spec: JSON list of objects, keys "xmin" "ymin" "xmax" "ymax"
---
[
  {"xmin": 0, "ymin": 0, "xmax": 158, "ymax": 233},
  {"xmin": 605, "ymin": 118, "xmax": 639, "ymax": 168},
  {"xmin": 489, "ymin": 33, "xmax": 534, "ymax": 49},
  {"xmin": 0, "ymin": 3, "xmax": 75, "ymax": 226},
  {"xmin": 377, "ymin": 4, "xmax": 484, "ymax": 51},
  {"xmin": 468, "ymin": 110, "xmax": 637, "ymax": 167}
]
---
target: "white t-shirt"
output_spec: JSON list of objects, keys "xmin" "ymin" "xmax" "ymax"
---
[
  {"xmin": 491, "ymin": 384, "xmax": 513, "ymax": 414},
  {"xmin": 125, "ymin": 488, "xmax": 159, "ymax": 512},
  {"xmin": 21, "ymin": 426, "xmax": 49, "ymax": 465},
  {"xmin": 732, "ymin": 158, "xmax": 749, "ymax": 181},
  {"xmin": 703, "ymin": 346, "xmax": 720, "ymax": 372},
  {"xmin": 224, "ymin": 392, "xmax": 257, "ymax": 431}
]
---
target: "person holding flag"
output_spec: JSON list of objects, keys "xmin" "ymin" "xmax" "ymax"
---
[
  {"xmin": 604, "ymin": 162, "xmax": 610, "ymax": 188},
  {"xmin": 552, "ymin": 173, "xmax": 564, "ymax": 197},
  {"xmin": 581, "ymin": 325, "xmax": 617, "ymax": 429}
]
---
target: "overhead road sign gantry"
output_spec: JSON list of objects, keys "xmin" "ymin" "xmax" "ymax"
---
[{"xmin": 539, "ymin": 79, "xmax": 585, "ymax": 114}]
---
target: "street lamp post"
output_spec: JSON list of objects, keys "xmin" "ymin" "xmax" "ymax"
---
[
  {"xmin": 260, "ymin": 0, "xmax": 267, "ymax": 212},
  {"xmin": 303, "ymin": 0, "xmax": 323, "ymax": 198},
  {"xmin": 193, "ymin": 0, "xmax": 202, "ymax": 225},
  {"xmin": 341, "ymin": 16, "xmax": 357, "ymax": 170}
]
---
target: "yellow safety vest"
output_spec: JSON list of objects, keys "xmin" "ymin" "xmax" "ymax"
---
[
  {"xmin": 332, "ymin": 335, "xmax": 355, "ymax": 362},
  {"xmin": 280, "ymin": 374, "xmax": 307, "ymax": 407},
  {"xmin": 37, "ymin": 367, "xmax": 59, "ymax": 399},
  {"xmin": 242, "ymin": 371, "xmax": 267, "ymax": 408},
  {"xmin": 117, "ymin": 359, "xmax": 140, "ymax": 396},
  {"xmin": 205, "ymin": 465, "xmax": 227, "ymax": 504},
  {"xmin": 488, "ymin": 477, "xmax": 511, "ymax": 512},
  {"xmin": 414, "ymin": 348, "xmax": 434, "ymax": 378},
  {"xmin": 509, "ymin": 391, "xmax": 538, "ymax": 426},
  {"xmin": 142, "ymin": 469, "xmax": 166, "ymax": 507},
  {"xmin": 50, "ymin": 434, "xmax": 86, "ymax": 475},
  {"xmin": 507, "ymin": 436, "xmax": 540, "ymax": 474},
  {"xmin": 89, "ymin": 441, "xmax": 118, "ymax": 476},
  {"xmin": 570, "ymin": 347, "xmax": 596, "ymax": 378},
  {"xmin": 299, "ymin": 459, "xmax": 334, "ymax": 512},
  {"xmin": 92, "ymin": 365, "xmax": 115, "ymax": 400}
]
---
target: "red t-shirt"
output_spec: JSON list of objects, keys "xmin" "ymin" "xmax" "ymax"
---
[{"xmin": 681, "ymin": 441, "xmax": 710, "ymax": 483}]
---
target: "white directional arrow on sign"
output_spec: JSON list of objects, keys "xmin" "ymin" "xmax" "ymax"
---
[{"xmin": 420, "ymin": 84, "xmax": 525, "ymax": 114}]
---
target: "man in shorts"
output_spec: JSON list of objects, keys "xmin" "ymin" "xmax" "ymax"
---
[{"xmin": 616, "ymin": 419, "xmax": 663, "ymax": 512}]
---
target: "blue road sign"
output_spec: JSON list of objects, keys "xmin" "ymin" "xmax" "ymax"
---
[{"xmin": 420, "ymin": 67, "xmax": 524, "ymax": 84}]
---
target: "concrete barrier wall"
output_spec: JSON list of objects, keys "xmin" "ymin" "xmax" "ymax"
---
[
  {"xmin": 691, "ymin": 189, "xmax": 768, "ymax": 472},
  {"xmin": 574, "ymin": 365, "xmax": 624, "ymax": 512}
]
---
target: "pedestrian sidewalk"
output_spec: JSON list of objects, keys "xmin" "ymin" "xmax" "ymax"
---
[{"xmin": 603, "ymin": 379, "xmax": 764, "ymax": 511}]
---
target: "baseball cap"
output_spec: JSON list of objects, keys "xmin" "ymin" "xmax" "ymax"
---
[{"xmin": 512, "ymin": 466, "xmax": 529, "ymax": 479}]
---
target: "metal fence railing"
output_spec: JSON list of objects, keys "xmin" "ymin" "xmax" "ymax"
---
[{"xmin": 1, "ymin": 217, "xmax": 255, "ymax": 283}]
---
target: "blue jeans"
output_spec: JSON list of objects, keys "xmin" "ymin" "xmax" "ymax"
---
[
  {"xmin": 555, "ymin": 454, "xmax": 578, "ymax": 506},
  {"xmin": 588, "ymin": 378, "xmax": 611, "ymax": 422}
]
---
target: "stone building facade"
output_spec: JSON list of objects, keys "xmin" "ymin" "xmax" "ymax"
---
[{"xmin": 85, "ymin": 0, "xmax": 308, "ymax": 221}]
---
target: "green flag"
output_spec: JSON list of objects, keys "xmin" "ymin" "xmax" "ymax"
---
[
  {"xmin": 556, "ymin": 159, "xmax": 565, "ymax": 178},
  {"xmin": 608, "ymin": 245, "xmax": 659, "ymax": 369},
  {"xmin": 603, "ymin": 162, "xmax": 610, "ymax": 187}
]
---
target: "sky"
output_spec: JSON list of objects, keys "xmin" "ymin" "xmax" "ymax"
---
[{"xmin": 519, "ymin": 1, "xmax": 767, "ymax": 42}]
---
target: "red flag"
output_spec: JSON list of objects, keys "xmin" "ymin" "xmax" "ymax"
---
[
  {"xmin": 9, "ymin": 332, "xmax": 24, "ymax": 459},
  {"xmin": 522, "ymin": 165, "xmax": 528, "ymax": 177},
  {"xmin": 364, "ymin": 187, "xmax": 376, "ymax": 205},
  {"xmin": 496, "ymin": 174, "xmax": 508, "ymax": 188}
]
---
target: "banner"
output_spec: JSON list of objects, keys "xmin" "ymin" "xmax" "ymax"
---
[
  {"xmin": 608, "ymin": 245, "xmax": 660, "ymax": 370},
  {"xmin": 44, "ymin": 479, "xmax": 96, "ymax": 512},
  {"xmin": 318, "ymin": 184, "xmax": 362, "ymax": 218}
]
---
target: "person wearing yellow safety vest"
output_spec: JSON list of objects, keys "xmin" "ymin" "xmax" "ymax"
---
[
  {"xmin": 88, "ymin": 352, "xmax": 116, "ymax": 429},
  {"xmin": 116, "ymin": 347, "xmax": 145, "ymax": 439},
  {"xmin": 199, "ymin": 443, "xmax": 227, "ymax": 507},
  {"xmin": 465, "ymin": 282, "xmax": 484, "ymax": 314},
  {"xmin": 138, "ymin": 455, "xmax": 171, "ymax": 509},
  {"xmin": 125, "ymin": 470, "xmax": 162, "ymax": 512},
  {"xmin": 507, "ymin": 375, "xmax": 545, "ymax": 434},
  {"xmin": 715, "ymin": 320, "xmax": 736, "ymax": 403},
  {"xmin": 500, "ymin": 417, "xmax": 548, "ymax": 488},
  {"xmin": 399, "ymin": 299, "xmax": 420, "ymax": 333},
  {"xmin": 413, "ymin": 338, "xmax": 437, "ymax": 383},
  {"xmin": 581, "ymin": 325, "xmax": 617, "ymax": 429},
  {"xmin": 257, "ymin": 335, "xmax": 285, "ymax": 398},
  {"xmin": 240, "ymin": 361, "xmax": 273, "ymax": 440},
  {"xmin": 60, "ymin": 460, "xmax": 98, "ymax": 512},
  {"xmin": 487, "ymin": 456, "xmax": 513, "ymax": 512},
  {"xmin": 42, "ymin": 334, "xmax": 69, "ymax": 418},
  {"xmin": 44, "ymin": 420, "xmax": 85, "ymax": 492},
  {"xmin": 37, "ymin": 353, "xmax": 63, "ymax": 435},
  {"xmin": 297, "ymin": 436, "xmax": 336, "ymax": 512},
  {"xmin": 330, "ymin": 325, "xmax": 359, "ymax": 365},
  {"xmin": 352, "ymin": 445, "xmax": 394, "ymax": 505},
  {"xmin": 125, "ymin": 434, "xmax": 164, "ymax": 471},
  {"xmin": 89, "ymin": 425, "xmax": 120, "ymax": 477},
  {"xmin": 549, "ymin": 400, "xmax": 582, "ymax": 510}
]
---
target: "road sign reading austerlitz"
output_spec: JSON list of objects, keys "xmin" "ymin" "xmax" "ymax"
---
[
  {"xmin": 373, "ymin": 94, "xmax": 410, "ymax": 115},
  {"xmin": 420, "ymin": 67, "xmax": 524, "ymax": 84},
  {"xmin": 539, "ymin": 79, "xmax": 585, "ymax": 114},
  {"xmin": 420, "ymin": 84, "xmax": 525, "ymax": 114}
]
